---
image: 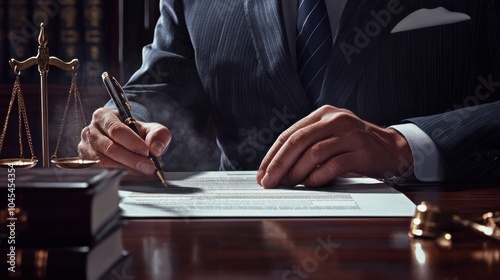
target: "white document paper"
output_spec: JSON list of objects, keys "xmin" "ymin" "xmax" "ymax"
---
[{"xmin": 118, "ymin": 171, "xmax": 416, "ymax": 218}]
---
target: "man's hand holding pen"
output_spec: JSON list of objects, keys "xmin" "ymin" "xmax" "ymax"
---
[
  {"xmin": 79, "ymin": 108, "xmax": 171, "ymax": 177},
  {"xmin": 82, "ymin": 72, "xmax": 170, "ymax": 187}
]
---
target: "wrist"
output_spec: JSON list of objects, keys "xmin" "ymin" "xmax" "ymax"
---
[{"xmin": 387, "ymin": 128, "xmax": 414, "ymax": 177}]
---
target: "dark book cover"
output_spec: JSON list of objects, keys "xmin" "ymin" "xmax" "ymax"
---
[
  {"xmin": 0, "ymin": 223, "xmax": 128, "ymax": 280},
  {"xmin": 0, "ymin": 168, "xmax": 126, "ymax": 247},
  {"xmin": 32, "ymin": 0, "xmax": 59, "ymax": 85},
  {"xmin": 83, "ymin": 0, "xmax": 110, "ymax": 85},
  {"xmin": 6, "ymin": 0, "xmax": 33, "ymax": 83},
  {"xmin": 58, "ymin": 0, "xmax": 83, "ymax": 83}
]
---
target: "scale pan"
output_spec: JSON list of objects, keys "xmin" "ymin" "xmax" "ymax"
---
[
  {"xmin": 0, "ymin": 158, "xmax": 38, "ymax": 169},
  {"xmin": 51, "ymin": 157, "xmax": 100, "ymax": 169}
]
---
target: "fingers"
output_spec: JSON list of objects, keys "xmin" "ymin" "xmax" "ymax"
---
[
  {"xmin": 303, "ymin": 153, "xmax": 357, "ymax": 187},
  {"xmin": 90, "ymin": 150, "xmax": 152, "ymax": 177},
  {"xmin": 78, "ymin": 126, "xmax": 100, "ymax": 161},
  {"xmin": 87, "ymin": 123, "xmax": 157, "ymax": 174},
  {"xmin": 258, "ymin": 124, "xmax": 332, "ymax": 188},
  {"xmin": 263, "ymin": 136, "xmax": 358, "ymax": 188},
  {"xmin": 92, "ymin": 108, "xmax": 149, "ymax": 157},
  {"xmin": 258, "ymin": 106, "xmax": 351, "ymax": 188},
  {"xmin": 258, "ymin": 105, "xmax": 399, "ymax": 188},
  {"xmin": 283, "ymin": 137, "xmax": 348, "ymax": 186},
  {"xmin": 256, "ymin": 111, "xmax": 322, "ymax": 186},
  {"xmin": 257, "ymin": 103, "xmax": 415, "ymax": 188},
  {"xmin": 78, "ymin": 107, "xmax": 172, "ymax": 175},
  {"xmin": 139, "ymin": 122, "xmax": 172, "ymax": 157}
]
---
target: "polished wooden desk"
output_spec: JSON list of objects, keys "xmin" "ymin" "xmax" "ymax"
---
[{"xmin": 119, "ymin": 184, "xmax": 500, "ymax": 280}]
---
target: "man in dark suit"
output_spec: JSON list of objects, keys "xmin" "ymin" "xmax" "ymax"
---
[{"xmin": 79, "ymin": 0, "xmax": 500, "ymax": 187}]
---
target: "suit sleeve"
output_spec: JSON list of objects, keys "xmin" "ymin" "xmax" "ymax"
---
[
  {"xmin": 407, "ymin": 101, "xmax": 500, "ymax": 182},
  {"xmin": 406, "ymin": 0, "xmax": 500, "ymax": 183},
  {"xmin": 120, "ymin": 0, "xmax": 215, "ymax": 171}
]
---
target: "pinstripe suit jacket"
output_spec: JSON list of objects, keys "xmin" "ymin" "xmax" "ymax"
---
[{"xmin": 123, "ymin": 0, "xmax": 500, "ymax": 182}]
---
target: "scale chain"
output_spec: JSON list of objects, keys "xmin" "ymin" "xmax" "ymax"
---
[
  {"xmin": 0, "ymin": 77, "xmax": 19, "ymax": 155},
  {"xmin": 0, "ymin": 75, "xmax": 36, "ymax": 159},
  {"xmin": 52, "ymin": 77, "xmax": 73, "ymax": 158},
  {"xmin": 17, "ymin": 78, "xmax": 36, "ymax": 159},
  {"xmin": 52, "ymin": 72, "xmax": 87, "ymax": 159},
  {"xmin": 73, "ymin": 78, "xmax": 79, "ymax": 151},
  {"xmin": 18, "ymin": 81, "xmax": 23, "ymax": 158}
]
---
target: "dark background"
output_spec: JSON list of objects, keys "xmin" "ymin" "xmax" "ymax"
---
[{"xmin": 0, "ymin": 0, "xmax": 160, "ymax": 160}]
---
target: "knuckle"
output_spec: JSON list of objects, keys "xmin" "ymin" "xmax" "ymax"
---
[
  {"xmin": 102, "ymin": 140, "xmax": 119, "ymax": 156},
  {"xmin": 338, "ymin": 108, "xmax": 353, "ymax": 115},
  {"xmin": 77, "ymin": 142, "xmax": 87, "ymax": 155},
  {"xmin": 334, "ymin": 111, "xmax": 352, "ymax": 122},
  {"xmin": 276, "ymin": 129, "xmax": 292, "ymax": 146},
  {"xmin": 106, "ymin": 121, "xmax": 126, "ymax": 139},
  {"xmin": 80, "ymin": 126, "xmax": 90, "ymax": 139},
  {"xmin": 309, "ymin": 143, "xmax": 324, "ymax": 160},
  {"xmin": 324, "ymin": 160, "xmax": 342, "ymax": 177},
  {"xmin": 156, "ymin": 125, "xmax": 172, "ymax": 142},
  {"xmin": 287, "ymin": 129, "xmax": 307, "ymax": 149},
  {"xmin": 267, "ymin": 157, "xmax": 286, "ymax": 174},
  {"xmin": 92, "ymin": 108, "xmax": 107, "ymax": 120},
  {"xmin": 327, "ymin": 110, "xmax": 356, "ymax": 127},
  {"xmin": 318, "ymin": 104, "xmax": 334, "ymax": 114}
]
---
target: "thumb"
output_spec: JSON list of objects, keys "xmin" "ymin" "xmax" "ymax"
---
[{"xmin": 136, "ymin": 121, "xmax": 172, "ymax": 157}]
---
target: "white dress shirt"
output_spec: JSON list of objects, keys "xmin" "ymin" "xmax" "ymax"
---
[{"xmin": 281, "ymin": 0, "xmax": 445, "ymax": 182}]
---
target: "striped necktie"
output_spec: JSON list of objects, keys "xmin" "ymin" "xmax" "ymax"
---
[{"xmin": 296, "ymin": 0, "xmax": 332, "ymax": 104}]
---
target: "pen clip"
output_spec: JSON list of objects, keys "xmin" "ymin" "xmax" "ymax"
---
[{"xmin": 102, "ymin": 72, "xmax": 132, "ymax": 120}]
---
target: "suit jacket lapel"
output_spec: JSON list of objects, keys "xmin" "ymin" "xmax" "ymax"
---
[
  {"xmin": 244, "ymin": 0, "xmax": 311, "ymax": 114},
  {"xmin": 319, "ymin": 0, "xmax": 387, "ymax": 108}
]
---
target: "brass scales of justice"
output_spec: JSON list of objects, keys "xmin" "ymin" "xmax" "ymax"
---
[{"xmin": 0, "ymin": 23, "xmax": 99, "ymax": 169}]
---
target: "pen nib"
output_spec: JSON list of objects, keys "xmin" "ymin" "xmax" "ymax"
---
[{"xmin": 155, "ymin": 170, "xmax": 168, "ymax": 188}]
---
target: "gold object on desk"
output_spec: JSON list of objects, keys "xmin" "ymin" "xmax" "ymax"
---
[
  {"xmin": 409, "ymin": 201, "xmax": 500, "ymax": 242},
  {"xmin": 0, "ymin": 23, "xmax": 99, "ymax": 169},
  {"xmin": 452, "ymin": 211, "xmax": 500, "ymax": 240},
  {"xmin": 409, "ymin": 201, "xmax": 445, "ymax": 238}
]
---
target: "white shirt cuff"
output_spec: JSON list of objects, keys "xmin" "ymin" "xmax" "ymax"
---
[{"xmin": 390, "ymin": 124, "xmax": 445, "ymax": 182}]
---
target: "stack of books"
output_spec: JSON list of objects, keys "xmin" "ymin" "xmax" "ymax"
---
[{"xmin": 0, "ymin": 168, "xmax": 127, "ymax": 280}]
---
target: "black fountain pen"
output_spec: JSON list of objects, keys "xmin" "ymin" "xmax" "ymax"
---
[{"xmin": 101, "ymin": 72, "xmax": 167, "ymax": 187}]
